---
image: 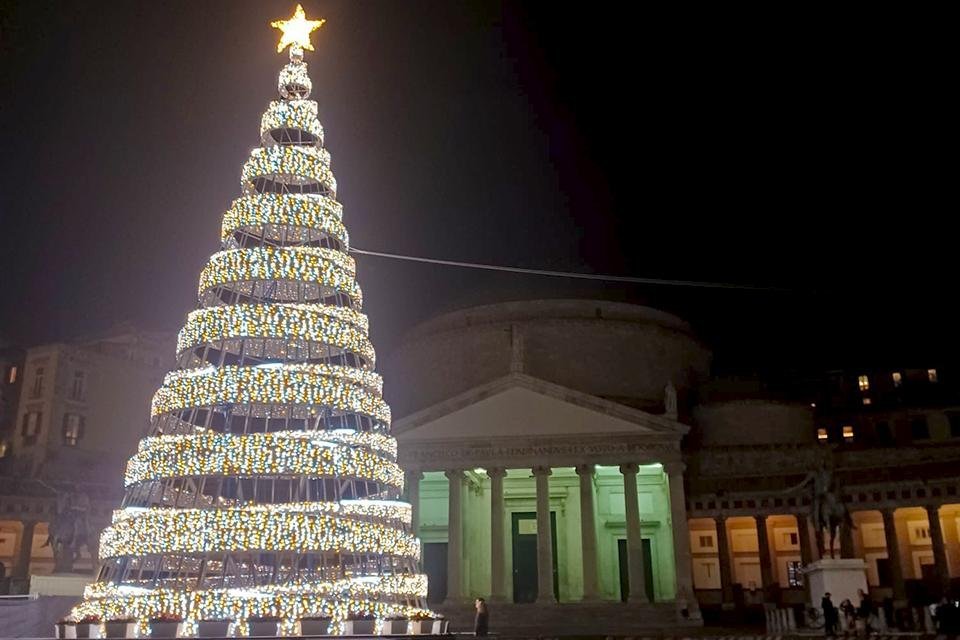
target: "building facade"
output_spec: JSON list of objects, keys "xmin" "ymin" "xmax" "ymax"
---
[{"xmin": 0, "ymin": 327, "xmax": 171, "ymax": 591}]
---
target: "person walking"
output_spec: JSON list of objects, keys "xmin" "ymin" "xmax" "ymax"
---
[{"xmin": 474, "ymin": 598, "xmax": 489, "ymax": 637}]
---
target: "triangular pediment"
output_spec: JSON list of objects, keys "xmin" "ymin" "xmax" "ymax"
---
[{"xmin": 393, "ymin": 373, "xmax": 686, "ymax": 442}]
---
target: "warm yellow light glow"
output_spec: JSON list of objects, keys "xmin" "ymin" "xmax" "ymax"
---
[{"xmin": 272, "ymin": 4, "xmax": 325, "ymax": 54}]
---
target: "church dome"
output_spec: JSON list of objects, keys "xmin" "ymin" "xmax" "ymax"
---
[{"xmin": 382, "ymin": 299, "xmax": 712, "ymax": 419}]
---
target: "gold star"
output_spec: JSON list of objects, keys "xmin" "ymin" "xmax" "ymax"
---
[{"xmin": 271, "ymin": 4, "xmax": 325, "ymax": 54}]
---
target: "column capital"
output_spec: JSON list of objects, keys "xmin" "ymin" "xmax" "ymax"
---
[
  {"xmin": 754, "ymin": 513, "xmax": 768, "ymax": 526},
  {"xmin": 444, "ymin": 469, "xmax": 465, "ymax": 481},
  {"xmin": 713, "ymin": 514, "xmax": 727, "ymax": 525},
  {"xmin": 575, "ymin": 463, "xmax": 595, "ymax": 476},
  {"xmin": 405, "ymin": 470, "xmax": 424, "ymax": 481},
  {"xmin": 662, "ymin": 461, "xmax": 686, "ymax": 475},
  {"xmin": 532, "ymin": 465, "xmax": 552, "ymax": 477},
  {"xmin": 619, "ymin": 462, "xmax": 639, "ymax": 475},
  {"xmin": 881, "ymin": 506, "xmax": 898, "ymax": 520},
  {"xmin": 925, "ymin": 503, "xmax": 942, "ymax": 517},
  {"xmin": 486, "ymin": 467, "xmax": 507, "ymax": 480}
]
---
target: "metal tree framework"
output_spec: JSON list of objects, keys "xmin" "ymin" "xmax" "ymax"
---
[{"xmin": 69, "ymin": 7, "xmax": 436, "ymax": 636}]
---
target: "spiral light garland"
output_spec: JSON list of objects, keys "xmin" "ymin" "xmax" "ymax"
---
[
  {"xmin": 241, "ymin": 145, "xmax": 336, "ymax": 194},
  {"xmin": 124, "ymin": 431, "xmax": 403, "ymax": 487},
  {"xmin": 99, "ymin": 505, "xmax": 420, "ymax": 559},
  {"xmin": 73, "ymin": 578, "xmax": 433, "ymax": 636},
  {"xmin": 221, "ymin": 193, "xmax": 345, "ymax": 241},
  {"xmin": 176, "ymin": 303, "xmax": 375, "ymax": 364},
  {"xmin": 261, "ymin": 100, "xmax": 325, "ymax": 141},
  {"xmin": 150, "ymin": 363, "xmax": 390, "ymax": 425}
]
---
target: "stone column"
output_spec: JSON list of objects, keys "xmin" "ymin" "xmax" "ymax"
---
[
  {"xmin": 620, "ymin": 463, "xmax": 649, "ymax": 603},
  {"xmin": 796, "ymin": 514, "xmax": 814, "ymax": 566},
  {"xmin": 714, "ymin": 515, "xmax": 735, "ymax": 608},
  {"xmin": 755, "ymin": 515, "xmax": 775, "ymax": 600},
  {"xmin": 840, "ymin": 513, "xmax": 856, "ymax": 559},
  {"xmin": 13, "ymin": 520, "xmax": 37, "ymax": 579},
  {"xmin": 665, "ymin": 462, "xmax": 700, "ymax": 619},
  {"xmin": 443, "ymin": 469, "xmax": 464, "ymax": 604},
  {"xmin": 405, "ymin": 470, "xmax": 423, "ymax": 537},
  {"xmin": 881, "ymin": 508, "xmax": 907, "ymax": 604},
  {"xmin": 487, "ymin": 468, "xmax": 507, "ymax": 601},
  {"xmin": 926, "ymin": 504, "xmax": 950, "ymax": 595},
  {"xmin": 575, "ymin": 464, "xmax": 600, "ymax": 600},
  {"xmin": 533, "ymin": 465, "xmax": 556, "ymax": 603}
]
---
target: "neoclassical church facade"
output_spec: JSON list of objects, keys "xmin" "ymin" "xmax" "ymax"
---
[{"xmin": 384, "ymin": 301, "xmax": 708, "ymax": 633}]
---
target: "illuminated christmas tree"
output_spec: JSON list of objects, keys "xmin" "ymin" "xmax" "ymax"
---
[{"xmin": 68, "ymin": 6, "xmax": 437, "ymax": 637}]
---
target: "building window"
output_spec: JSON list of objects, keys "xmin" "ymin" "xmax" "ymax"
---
[
  {"xmin": 71, "ymin": 371, "xmax": 86, "ymax": 401},
  {"xmin": 6, "ymin": 365, "xmax": 16, "ymax": 384},
  {"xmin": 817, "ymin": 428, "xmax": 829, "ymax": 443},
  {"xmin": 862, "ymin": 397, "xmax": 872, "ymax": 406},
  {"xmin": 699, "ymin": 535, "xmax": 714, "ymax": 549},
  {"xmin": 789, "ymin": 532, "xmax": 799, "ymax": 546},
  {"xmin": 858, "ymin": 375, "xmax": 870, "ymax": 392},
  {"xmin": 911, "ymin": 417, "xmax": 930, "ymax": 440},
  {"xmin": 62, "ymin": 413, "xmax": 85, "ymax": 446},
  {"xmin": 892, "ymin": 371, "xmax": 903, "ymax": 387},
  {"xmin": 32, "ymin": 367, "xmax": 44, "ymax": 397},
  {"xmin": 21, "ymin": 411, "xmax": 41, "ymax": 445},
  {"xmin": 876, "ymin": 421, "xmax": 893, "ymax": 445},
  {"xmin": 928, "ymin": 369, "xmax": 939, "ymax": 383},
  {"xmin": 843, "ymin": 425, "xmax": 855, "ymax": 442},
  {"xmin": 787, "ymin": 560, "xmax": 803, "ymax": 587},
  {"xmin": 949, "ymin": 413, "xmax": 960, "ymax": 439}
]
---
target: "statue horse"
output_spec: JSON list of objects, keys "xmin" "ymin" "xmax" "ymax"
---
[
  {"xmin": 44, "ymin": 491, "xmax": 93, "ymax": 573},
  {"xmin": 814, "ymin": 490, "xmax": 854, "ymax": 559}
]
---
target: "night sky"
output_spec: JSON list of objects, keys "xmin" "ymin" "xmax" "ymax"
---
[{"xmin": 0, "ymin": 1, "xmax": 952, "ymax": 372}]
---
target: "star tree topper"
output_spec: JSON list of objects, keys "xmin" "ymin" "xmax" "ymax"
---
[{"xmin": 272, "ymin": 4, "xmax": 325, "ymax": 54}]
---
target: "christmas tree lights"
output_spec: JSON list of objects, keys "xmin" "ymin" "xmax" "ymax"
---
[{"xmin": 67, "ymin": 6, "xmax": 438, "ymax": 636}]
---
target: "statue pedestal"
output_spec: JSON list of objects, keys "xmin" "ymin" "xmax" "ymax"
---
[
  {"xmin": 805, "ymin": 559, "xmax": 868, "ymax": 609},
  {"xmin": 29, "ymin": 573, "xmax": 91, "ymax": 596}
]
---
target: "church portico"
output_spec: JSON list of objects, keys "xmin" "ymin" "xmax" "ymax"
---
[{"xmin": 395, "ymin": 372, "xmax": 699, "ymax": 631}]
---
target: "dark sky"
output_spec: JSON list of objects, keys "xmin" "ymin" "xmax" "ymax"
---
[{"xmin": 0, "ymin": 1, "xmax": 953, "ymax": 373}]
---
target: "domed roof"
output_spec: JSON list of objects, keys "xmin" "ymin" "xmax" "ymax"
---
[{"xmin": 383, "ymin": 299, "xmax": 711, "ymax": 419}]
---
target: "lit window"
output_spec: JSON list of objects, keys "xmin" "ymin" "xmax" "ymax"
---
[
  {"xmin": 71, "ymin": 371, "xmax": 86, "ymax": 401},
  {"xmin": 787, "ymin": 560, "xmax": 803, "ymax": 587},
  {"xmin": 928, "ymin": 369, "xmax": 938, "ymax": 383},
  {"xmin": 892, "ymin": 372, "xmax": 903, "ymax": 387},
  {"xmin": 62, "ymin": 414, "xmax": 84, "ymax": 447},
  {"xmin": 32, "ymin": 367, "xmax": 44, "ymax": 397},
  {"xmin": 810, "ymin": 402, "xmax": 816, "ymax": 408},
  {"xmin": 858, "ymin": 375, "xmax": 870, "ymax": 392},
  {"xmin": 843, "ymin": 425, "xmax": 854, "ymax": 442},
  {"xmin": 699, "ymin": 535, "xmax": 714, "ymax": 548},
  {"xmin": 863, "ymin": 397, "xmax": 872, "ymax": 406},
  {"xmin": 6, "ymin": 365, "xmax": 17, "ymax": 384},
  {"xmin": 817, "ymin": 428, "xmax": 829, "ymax": 443}
]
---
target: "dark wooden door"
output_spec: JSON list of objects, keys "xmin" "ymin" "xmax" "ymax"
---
[
  {"xmin": 617, "ymin": 538, "xmax": 654, "ymax": 601},
  {"xmin": 423, "ymin": 542, "xmax": 447, "ymax": 604},
  {"xmin": 511, "ymin": 512, "xmax": 558, "ymax": 602}
]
